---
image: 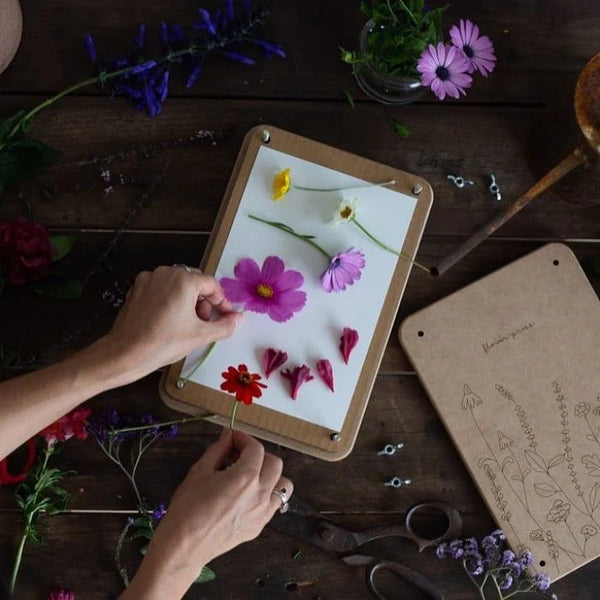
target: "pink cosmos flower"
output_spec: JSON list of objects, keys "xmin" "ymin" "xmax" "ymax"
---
[
  {"xmin": 449, "ymin": 19, "xmax": 496, "ymax": 77},
  {"xmin": 221, "ymin": 256, "xmax": 306, "ymax": 323},
  {"xmin": 417, "ymin": 43, "xmax": 472, "ymax": 100},
  {"xmin": 281, "ymin": 365, "xmax": 314, "ymax": 400},
  {"xmin": 262, "ymin": 347, "xmax": 288, "ymax": 379},
  {"xmin": 320, "ymin": 248, "xmax": 365, "ymax": 293},
  {"xmin": 340, "ymin": 328, "xmax": 359, "ymax": 364},
  {"xmin": 316, "ymin": 359, "xmax": 334, "ymax": 392}
]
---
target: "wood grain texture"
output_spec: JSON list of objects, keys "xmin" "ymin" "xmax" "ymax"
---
[
  {"xmin": 0, "ymin": 97, "xmax": 598, "ymax": 237},
  {"xmin": 0, "ymin": 0, "xmax": 599, "ymax": 105}
]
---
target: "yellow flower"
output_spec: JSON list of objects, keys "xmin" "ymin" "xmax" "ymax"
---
[{"xmin": 272, "ymin": 168, "xmax": 291, "ymax": 201}]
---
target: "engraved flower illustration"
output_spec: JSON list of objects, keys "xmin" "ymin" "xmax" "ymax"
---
[
  {"xmin": 462, "ymin": 384, "xmax": 483, "ymax": 411},
  {"xmin": 580, "ymin": 523, "xmax": 598, "ymax": 540},
  {"xmin": 498, "ymin": 431, "xmax": 514, "ymax": 451},
  {"xmin": 582, "ymin": 454, "xmax": 600, "ymax": 477},
  {"xmin": 529, "ymin": 529, "xmax": 545, "ymax": 542},
  {"xmin": 574, "ymin": 401, "xmax": 591, "ymax": 418},
  {"xmin": 546, "ymin": 499, "xmax": 571, "ymax": 523}
]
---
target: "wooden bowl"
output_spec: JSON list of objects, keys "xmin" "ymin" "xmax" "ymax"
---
[
  {"xmin": 575, "ymin": 51, "xmax": 600, "ymax": 161},
  {"xmin": 0, "ymin": 0, "xmax": 22, "ymax": 75}
]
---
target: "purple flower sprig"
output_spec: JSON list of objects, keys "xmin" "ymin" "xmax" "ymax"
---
[
  {"xmin": 437, "ymin": 530, "xmax": 557, "ymax": 599},
  {"xmin": 85, "ymin": 0, "xmax": 286, "ymax": 117}
]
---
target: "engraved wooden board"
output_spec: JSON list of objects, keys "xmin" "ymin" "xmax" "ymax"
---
[
  {"xmin": 159, "ymin": 125, "xmax": 433, "ymax": 460},
  {"xmin": 400, "ymin": 243, "xmax": 600, "ymax": 581}
]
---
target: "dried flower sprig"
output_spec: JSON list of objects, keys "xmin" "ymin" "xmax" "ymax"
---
[
  {"xmin": 437, "ymin": 530, "xmax": 557, "ymax": 599},
  {"xmin": 248, "ymin": 214, "xmax": 365, "ymax": 292}
]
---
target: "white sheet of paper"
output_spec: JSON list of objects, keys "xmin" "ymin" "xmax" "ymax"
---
[{"xmin": 181, "ymin": 146, "xmax": 416, "ymax": 431}]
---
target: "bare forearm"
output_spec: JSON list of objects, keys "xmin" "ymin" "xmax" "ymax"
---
[{"xmin": 0, "ymin": 336, "xmax": 133, "ymax": 459}]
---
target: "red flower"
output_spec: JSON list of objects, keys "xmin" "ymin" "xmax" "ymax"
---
[
  {"xmin": 220, "ymin": 364, "xmax": 266, "ymax": 405},
  {"xmin": 0, "ymin": 217, "xmax": 55, "ymax": 285},
  {"xmin": 39, "ymin": 408, "xmax": 91, "ymax": 447},
  {"xmin": 316, "ymin": 359, "xmax": 335, "ymax": 392}
]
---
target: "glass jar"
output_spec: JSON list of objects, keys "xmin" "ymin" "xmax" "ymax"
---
[{"xmin": 354, "ymin": 20, "xmax": 425, "ymax": 105}]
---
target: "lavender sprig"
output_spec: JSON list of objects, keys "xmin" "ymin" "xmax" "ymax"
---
[{"xmin": 437, "ymin": 530, "xmax": 557, "ymax": 600}]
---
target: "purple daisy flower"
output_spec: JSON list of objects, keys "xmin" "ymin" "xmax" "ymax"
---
[
  {"xmin": 221, "ymin": 256, "xmax": 306, "ymax": 322},
  {"xmin": 449, "ymin": 19, "xmax": 496, "ymax": 77},
  {"xmin": 417, "ymin": 42, "xmax": 472, "ymax": 101},
  {"xmin": 320, "ymin": 248, "xmax": 365, "ymax": 293}
]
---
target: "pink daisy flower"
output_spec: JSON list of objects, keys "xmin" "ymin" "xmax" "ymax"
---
[
  {"xmin": 221, "ymin": 256, "xmax": 306, "ymax": 323},
  {"xmin": 449, "ymin": 19, "xmax": 496, "ymax": 76},
  {"xmin": 417, "ymin": 42, "xmax": 472, "ymax": 101},
  {"xmin": 320, "ymin": 248, "xmax": 365, "ymax": 293}
]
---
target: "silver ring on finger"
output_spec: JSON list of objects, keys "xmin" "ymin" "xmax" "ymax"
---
[
  {"xmin": 172, "ymin": 263, "xmax": 192, "ymax": 273},
  {"xmin": 271, "ymin": 487, "xmax": 289, "ymax": 513}
]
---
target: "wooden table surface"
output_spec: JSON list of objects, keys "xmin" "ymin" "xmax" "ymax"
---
[{"xmin": 0, "ymin": 1, "xmax": 599, "ymax": 598}]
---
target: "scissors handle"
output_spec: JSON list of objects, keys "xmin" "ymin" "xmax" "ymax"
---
[
  {"xmin": 352, "ymin": 502, "xmax": 462, "ymax": 552},
  {"xmin": 367, "ymin": 560, "xmax": 444, "ymax": 600}
]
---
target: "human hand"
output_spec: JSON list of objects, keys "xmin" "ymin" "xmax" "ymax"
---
[
  {"xmin": 103, "ymin": 266, "xmax": 243, "ymax": 384},
  {"xmin": 124, "ymin": 430, "xmax": 293, "ymax": 599}
]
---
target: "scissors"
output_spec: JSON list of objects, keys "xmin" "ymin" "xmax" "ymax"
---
[
  {"xmin": 0, "ymin": 438, "xmax": 36, "ymax": 485},
  {"xmin": 269, "ymin": 496, "xmax": 462, "ymax": 600}
]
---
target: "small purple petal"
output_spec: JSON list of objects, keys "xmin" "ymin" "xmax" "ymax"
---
[
  {"xmin": 131, "ymin": 60, "xmax": 157, "ymax": 75},
  {"xmin": 223, "ymin": 51, "xmax": 255, "ymax": 65},
  {"xmin": 186, "ymin": 64, "xmax": 202, "ymax": 88},
  {"xmin": 160, "ymin": 22, "xmax": 169, "ymax": 44},
  {"xmin": 261, "ymin": 256, "xmax": 285, "ymax": 284},
  {"xmin": 197, "ymin": 8, "xmax": 217, "ymax": 35},
  {"xmin": 135, "ymin": 23, "xmax": 146, "ymax": 49},
  {"xmin": 84, "ymin": 33, "xmax": 97, "ymax": 63}
]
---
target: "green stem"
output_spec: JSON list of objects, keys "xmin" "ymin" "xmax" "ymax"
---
[
  {"xmin": 293, "ymin": 179, "xmax": 395, "ymax": 193},
  {"xmin": 179, "ymin": 341, "xmax": 218, "ymax": 385},
  {"xmin": 230, "ymin": 400, "xmax": 240, "ymax": 430},
  {"xmin": 396, "ymin": 0, "xmax": 419, "ymax": 25},
  {"xmin": 115, "ymin": 519, "xmax": 133, "ymax": 587},
  {"xmin": 462, "ymin": 559, "xmax": 486, "ymax": 600},
  {"xmin": 9, "ymin": 447, "xmax": 51, "ymax": 594},
  {"xmin": 352, "ymin": 218, "xmax": 429, "ymax": 272},
  {"xmin": 248, "ymin": 214, "xmax": 331, "ymax": 260},
  {"xmin": 111, "ymin": 415, "xmax": 216, "ymax": 436}
]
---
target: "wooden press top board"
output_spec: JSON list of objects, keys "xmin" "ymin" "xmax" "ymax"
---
[
  {"xmin": 160, "ymin": 125, "xmax": 433, "ymax": 460},
  {"xmin": 400, "ymin": 243, "xmax": 600, "ymax": 581}
]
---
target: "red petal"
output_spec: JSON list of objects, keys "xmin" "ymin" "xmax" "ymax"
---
[
  {"xmin": 339, "ymin": 327, "xmax": 359, "ymax": 364},
  {"xmin": 316, "ymin": 359, "xmax": 335, "ymax": 392}
]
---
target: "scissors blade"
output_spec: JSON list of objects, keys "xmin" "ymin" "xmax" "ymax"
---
[{"xmin": 269, "ymin": 496, "xmax": 361, "ymax": 554}]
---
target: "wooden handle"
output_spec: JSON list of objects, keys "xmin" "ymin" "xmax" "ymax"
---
[{"xmin": 432, "ymin": 147, "xmax": 587, "ymax": 277}]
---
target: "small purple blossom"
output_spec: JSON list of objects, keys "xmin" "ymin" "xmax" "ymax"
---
[
  {"xmin": 253, "ymin": 39, "xmax": 287, "ymax": 59},
  {"xmin": 500, "ymin": 574, "xmax": 514, "ymax": 590},
  {"xmin": 534, "ymin": 572, "xmax": 552, "ymax": 591},
  {"xmin": 84, "ymin": 33, "xmax": 97, "ymax": 63},
  {"xmin": 135, "ymin": 23, "xmax": 146, "ymax": 49},
  {"xmin": 436, "ymin": 542, "xmax": 448, "ymax": 559},
  {"xmin": 448, "ymin": 539, "xmax": 465, "ymax": 559},
  {"xmin": 152, "ymin": 503, "xmax": 167, "ymax": 522},
  {"xmin": 465, "ymin": 556, "xmax": 484, "ymax": 576},
  {"xmin": 196, "ymin": 8, "xmax": 218, "ymax": 35},
  {"xmin": 501, "ymin": 550, "xmax": 515, "ymax": 567},
  {"xmin": 518, "ymin": 549, "xmax": 533, "ymax": 567},
  {"xmin": 222, "ymin": 51, "xmax": 255, "ymax": 65}
]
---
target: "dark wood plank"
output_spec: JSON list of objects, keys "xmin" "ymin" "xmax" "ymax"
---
[
  {"xmin": 1, "ymin": 0, "xmax": 599, "ymax": 105},
  {"xmin": 1, "ymin": 97, "xmax": 598, "ymax": 238},
  {"xmin": 0, "ymin": 507, "xmax": 598, "ymax": 598}
]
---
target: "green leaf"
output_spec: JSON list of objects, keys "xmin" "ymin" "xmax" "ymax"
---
[
  {"xmin": 49, "ymin": 235, "xmax": 76, "ymax": 262},
  {"xmin": 33, "ymin": 278, "xmax": 83, "ymax": 300},
  {"xmin": 360, "ymin": 1, "xmax": 371, "ymax": 17},
  {"xmin": 194, "ymin": 566, "xmax": 216, "ymax": 584},
  {"xmin": 392, "ymin": 120, "xmax": 410, "ymax": 137},
  {"xmin": 341, "ymin": 88, "xmax": 355, "ymax": 109}
]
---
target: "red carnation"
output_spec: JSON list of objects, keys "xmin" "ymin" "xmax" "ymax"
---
[
  {"xmin": 39, "ymin": 408, "xmax": 91, "ymax": 447},
  {"xmin": 0, "ymin": 217, "xmax": 55, "ymax": 286}
]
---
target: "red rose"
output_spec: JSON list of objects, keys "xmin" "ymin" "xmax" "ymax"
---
[{"xmin": 0, "ymin": 217, "xmax": 55, "ymax": 286}]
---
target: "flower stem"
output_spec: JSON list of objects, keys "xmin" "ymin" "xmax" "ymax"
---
[
  {"xmin": 115, "ymin": 519, "xmax": 133, "ymax": 587},
  {"xmin": 293, "ymin": 179, "xmax": 396, "ymax": 193},
  {"xmin": 351, "ymin": 218, "xmax": 429, "ymax": 272},
  {"xmin": 248, "ymin": 214, "xmax": 331, "ymax": 260},
  {"xmin": 230, "ymin": 400, "xmax": 240, "ymax": 430},
  {"xmin": 179, "ymin": 340, "xmax": 218, "ymax": 385},
  {"xmin": 9, "ymin": 447, "xmax": 51, "ymax": 594},
  {"xmin": 110, "ymin": 415, "xmax": 216, "ymax": 436},
  {"xmin": 396, "ymin": 0, "xmax": 419, "ymax": 25}
]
